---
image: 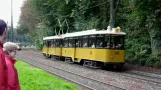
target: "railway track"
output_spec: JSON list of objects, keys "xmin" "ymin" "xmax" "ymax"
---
[
  {"xmin": 17, "ymin": 52, "xmax": 124, "ymax": 90},
  {"xmin": 17, "ymin": 50, "xmax": 161, "ymax": 90},
  {"xmin": 30, "ymin": 50, "xmax": 161, "ymax": 85}
]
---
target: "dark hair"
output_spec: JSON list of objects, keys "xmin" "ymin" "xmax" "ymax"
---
[{"xmin": 0, "ymin": 19, "xmax": 7, "ymax": 35}]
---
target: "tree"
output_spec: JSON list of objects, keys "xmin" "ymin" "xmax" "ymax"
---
[
  {"xmin": 18, "ymin": 0, "xmax": 39, "ymax": 36},
  {"xmin": 133, "ymin": 0, "xmax": 161, "ymax": 54}
]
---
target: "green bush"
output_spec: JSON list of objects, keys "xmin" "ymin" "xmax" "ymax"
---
[
  {"xmin": 35, "ymin": 39, "xmax": 43, "ymax": 50},
  {"xmin": 125, "ymin": 36, "xmax": 161, "ymax": 69},
  {"xmin": 146, "ymin": 55, "xmax": 161, "ymax": 68},
  {"xmin": 126, "ymin": 51, "xmax": 161, "ymax": 68},
  {"xmin": 125, "ymin": 37, "xmax": 150, "ymax": 65}
]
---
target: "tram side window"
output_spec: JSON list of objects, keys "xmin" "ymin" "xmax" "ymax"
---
[
  {"xmin": 55, "ymin": 40, "xmax": 60, "ymax": 47},
  {"xmin": 58, "ymin": 40, "xmax": 61, "ymax": 47},
  {"xmin": 43, "ymin": 41, "xmax": 47, "ymax": 47},
  {"xmin": 88, "ymin": 35, "xmax": 96, "ymax": 48},
  {"xmin": 82, "ymin": 36, "xmax": 88, "ymax": 48},
  {"xmin": 96, "ymin": 35, "xmax": 104, "ymax": 48},
  {"xmin": 76, "ymin": 37, "xmax": 82, "ymax": 48},
  {"xmin": 45, "ymin": 41, "xmax": 48, "ymax": 47},
  {"xmin": 60, "ymin": 39, "xmax": 63, "ymax": 47},
  {"xmin": 104, "ymin": 35, "xmax": 110, "ymax": 48},
  {"xmin": 111, "ymin": 35, "xmax": 124, "ymax": 49},
  {"xmin": 63, "ymin": 39, "xmax": 68, "ymax": 47},
  {"xmin": 69, "ymin": 38, "xmax": 75, "ymax": 47},
  {"xmin": 51, "ymin": 40, "xmax": 55, "ymax": 47},
  {"xmin": 47, "ymin": 40, "xmax": 52, "ymax": 47},
  {"xmin": 55, "ymin": 40, "xmax": 57, "ymax": 47}
]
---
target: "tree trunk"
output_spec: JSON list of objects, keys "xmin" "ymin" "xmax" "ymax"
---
[{"xmin": 109, "ymin": 0, "xmax": 115, "ymax": 28}]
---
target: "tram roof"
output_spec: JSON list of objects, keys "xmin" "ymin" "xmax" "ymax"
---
[
  {"xmin": 43, "ymin": 28, "xmax": 126, "ymax": 40},
  {"xmin": 64, "ymin": 29, "xmax": 126, "ymax": 38},
  {"xmin": 43, "ymin": 35, "xmax": 64, "ymax": 40},
  {"xmin": 63, "ymin": 29, "xmax": 96, "ymax": 38}
]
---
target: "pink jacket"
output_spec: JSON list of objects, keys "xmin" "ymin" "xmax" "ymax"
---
[
  {"xmin": 5, "ymin": 55, "xmax": 20, "ymax": 90},
  {"xmin": 0, "ymin": 42, "xmax": 8, "ymax": 90}
]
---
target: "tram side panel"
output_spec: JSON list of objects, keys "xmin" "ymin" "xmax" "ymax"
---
[
  {"xmin": 74, "ymin": 34, "xmax": 125, "ymax": 64},
  {"xmin": 75, "ymin": 48, "xmax": 96, "ymax": 62},
  {"xmin": 55, "ymin": 47, "xmax": 62, "ymax": 56},
  {"xmin": 42, "ymin": 47, "xmax": 48, "ymax": 56},
  {"xmin": 62, "ymin": 48, "xmax": 75, "ymax": 61},
  {"xmin": 48, "ymin": 47, "xmax": 55, "ymax": 56},
  {"xmin": 61, "ymin": 38, "xmax": 76, "ymax": 61},
  {"xmin": 54, "ymin": 39, "xmax": 63, "ymax": 57},
  {"xmin": 95, "ymin": 49, "xmax": 125, "ymax": 63},
  {"xmin": 75, "ymin": 48, "xmax": 125, "ymax": 63},
  {"xmin": 42, "ymin": 40, "xmax": 50, "ymax": 57}
]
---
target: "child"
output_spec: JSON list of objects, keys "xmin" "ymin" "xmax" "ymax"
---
[{"xmin": 3, "ymin": 42, "xmax": 20, "ymax": 90}]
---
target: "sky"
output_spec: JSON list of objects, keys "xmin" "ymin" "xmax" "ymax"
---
[{"xmin": 0, "ymin": 0, "xmax": 25, "ymax": 27}]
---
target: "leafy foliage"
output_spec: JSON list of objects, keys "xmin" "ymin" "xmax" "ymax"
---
[{"xmin": 17, "ymin": 0, "xmax": 161, "ymax": 68}]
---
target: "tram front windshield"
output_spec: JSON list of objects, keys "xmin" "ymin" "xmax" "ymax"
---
[
  {"xmin": 110, "ymin": 35, "xmax": 124, "ymax": 49},
  {"xmin": 102, "ymin": 35, "xmax": 124, "ymax": 49}
]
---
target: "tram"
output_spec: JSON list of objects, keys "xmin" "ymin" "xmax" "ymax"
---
[{"xmin": 42, "ymin": 28, "xmax": 126, "ymax": 69}]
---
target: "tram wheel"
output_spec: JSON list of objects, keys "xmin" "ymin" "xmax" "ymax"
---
[
  {"xmin": 112, "ymin": 64, "xmax": 124, "ymax": 71},
  {"xmin": 65, "ymin": 57, "xmax": 73, "ymax": 64}
]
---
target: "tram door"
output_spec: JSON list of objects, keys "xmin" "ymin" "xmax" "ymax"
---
[
  {"xmin": 69, "ymin": 38, "xmax": 75, "ymax": 61},
  {"xmin": 47, "ymin": 40, "xmax": 50, "ymax": 56},
  {"xmin": 75, "ymin": 37, "xmax": 83, "ymax": 62},
  {"xmin": 74, "ymin": 38, "xmax": 77, "ymax": 59}
]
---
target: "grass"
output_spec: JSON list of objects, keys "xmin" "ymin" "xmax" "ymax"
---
[{"xmin": 15, "ymin": 60, "xmax": 79, "ymax": 90}]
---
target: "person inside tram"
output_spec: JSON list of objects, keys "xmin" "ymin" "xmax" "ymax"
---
[
  {"xmin": 83, "ymin": 42, "xmax": 87, "ymax": 47},
  {"xmin": 99, "ymin": 42, "xmax": 103, "ymax": 48},
  {"xmin": 65, "ymin": 43, "xmax": 68, "ymax": 47},
  {"xmin": 91, "ymin": 43, "xmax": 95, "ymax": 48},
  {"xmin": 76, "ymin": 41, "xmax": 80, "ymax": 47},
  {"xmin": 69, "ymin": 43, "xmax": 72, "ymax": 47},
  {"xmin": 60, "ymin": 44, "xmax": 62, "ymax": 47},
  {"xmin": 116, "ymin": 43, "xmax": 122, "ymax": 48},
  {"xmin": 51, "ymin": 44, "xmax": 55, "ymax": 47},
  {"xmin": 106, "ymin": 42, "xmax": 110, "ymax": 48}
]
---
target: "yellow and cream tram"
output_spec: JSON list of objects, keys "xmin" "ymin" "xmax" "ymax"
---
[
  {"xmin": 42, "ymin": 28, "xmax": 126, "ymax": 69},
  {"xmin": 42, "ymin": 35, "xmax": 63, "ymax": 59}
]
